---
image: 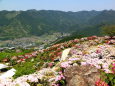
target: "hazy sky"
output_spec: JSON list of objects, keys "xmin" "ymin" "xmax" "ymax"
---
[{"xmin": 0, "ymin": 0, "xmax": 115, "ymax": 11}]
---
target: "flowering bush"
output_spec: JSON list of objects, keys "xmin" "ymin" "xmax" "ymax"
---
[
  {"xmin": 99, "ymin": 62, "xmax": 115, "ymax": 86},
  {"xmin": 52, "ymin": 72, "xmax": 66, "ymax": 86}
]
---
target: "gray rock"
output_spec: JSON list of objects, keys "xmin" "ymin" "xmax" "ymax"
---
[
  {"xmin": 68, "ymin": 75, "xmax": 87, "ymax": 86},
  {"xmin": 64, "ymin": 65, "xmax": 100, "ymax": 86}
]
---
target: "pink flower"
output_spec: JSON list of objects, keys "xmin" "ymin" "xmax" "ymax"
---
[
  {"xmin": 17, "ymin": 60, "xmax": 21, "ymax": 63},
  {"xmin": 70, "ymin": 49, "xmax": 77, "ymax": 54},
  {"xmin": 58, "ymin": 71, "xmax": 63, "ymax": 74},
  {"xmin": 55, "ymin": 73, "xmax": 65, "ymax": 81},
  {"xmin": 113, "ymin": 63, "xmax": 115, "ymax": 67},
  {"xmin": 112, "ymin": 63, "xmax": 115, "ymax": 73},
  {"xmin": 60, "ymin": 74, "xmax": 65, "ymax": 79},
  {"xmin": 102, "ymin": 64, "xmax": 109, "ymax": 69},
  {"xmin": 27, "ymin": 75, "xmax": 38, "ymax": 82},
  {"xmin": 24, "ymin": 56, "xmax": 28, "ymax": 59},
  {"xmin": 104, "ymin": 69, "xmax": 111, "ymax": 73},
  {"xmin": 55, "ymin": 75, "xmax": 62, "ymax": 81},
  {"xmin": 96, "ymin": 49, "xmax": 101, "ymax": 54},
  {"xmin": 95, "ymin": 79, "xmax": 108, "ymax": 86},
  {"xmin": 73, "ymin": 39, "xmax": 79, "ymax": 43},
  {"xmin": 48, "ymin": 62, "xmax": 54, "ymax": 67},
  {"xmin": 95, "ymin": 65, "xmax": 101, "ymax": 69},
  {"xmin": 52, "ymin": 83, "xmax": 59, "ymax": 86},
  {"xmin": 20, "ymin": 58, "xmax": 25, "ymax": 61},
  {"xmin": 61, "ymin": 62, "xmax": 70, "ymax": 68},
  {"xmin": 81, "ymin": 62, "xmax": 88, "ymax": 66}
]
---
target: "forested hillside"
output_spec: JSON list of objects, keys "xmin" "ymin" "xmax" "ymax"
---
[{"xmin": 0, "ymin": 10, "xmax": 115, "ymax": 40}]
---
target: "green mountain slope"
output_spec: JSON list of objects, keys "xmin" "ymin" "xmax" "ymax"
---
[{"xmin": 0, "ymin": 10, "xmax": 115, "ymax": 40}]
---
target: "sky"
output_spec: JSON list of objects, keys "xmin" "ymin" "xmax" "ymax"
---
[{"xmin": 0, "ymin": 0, "xmax": 115, "ymax": 11}]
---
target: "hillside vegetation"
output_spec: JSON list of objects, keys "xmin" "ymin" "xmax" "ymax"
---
[
  {"xmin": 0, "ymin": 36, "xmax": 114, "ymax": 86},
  {"xmin": 0, "ymin": 10, "xmax": 115, "ymax": 40}
]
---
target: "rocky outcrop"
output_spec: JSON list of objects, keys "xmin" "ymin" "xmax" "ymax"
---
[
  {"xmin": 64, "ymin": 65, "xmax": 100, "ymax": 86},
  {"xmin": 60, "ymin": 48, "xmax": 71, "ymax": 61}
]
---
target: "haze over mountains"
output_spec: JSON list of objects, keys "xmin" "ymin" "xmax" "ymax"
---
[{"xmin": 0, "ymin": 9, "xmax": 115, "ymax": 40}]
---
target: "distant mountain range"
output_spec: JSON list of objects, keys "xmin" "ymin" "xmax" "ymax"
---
[{"xmin": 0, "ymin": 10, "xmax": 115, "ymax": 40}]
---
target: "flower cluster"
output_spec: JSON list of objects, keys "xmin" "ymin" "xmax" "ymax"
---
[
  {"xmin": 11, "ymin": 52, "xmax": 37, "ymax": 64},
  {"xmin": 52, "ymin": 71, "xmax": 65, "ymax": 86},
  {"xmin": 60, "ymin": 62, "xmax": 71, "ymax": 68},
  {"xmin": 95, "ymin": 79, "xmax": 109, "ymax": 86}
]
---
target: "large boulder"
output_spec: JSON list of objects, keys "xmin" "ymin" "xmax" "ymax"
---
[{"xmin": 64, "ymin": 65, "xmax": 100, "ymax": 86}]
